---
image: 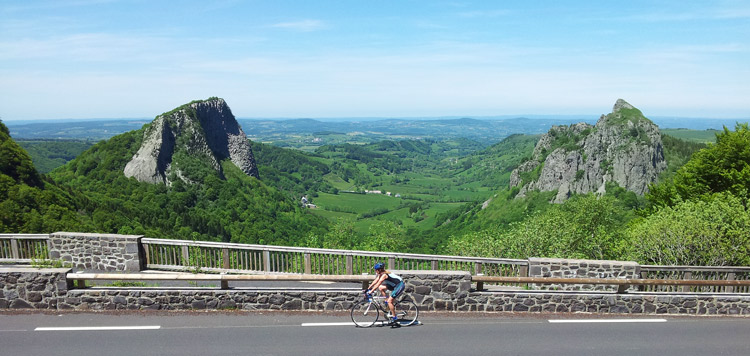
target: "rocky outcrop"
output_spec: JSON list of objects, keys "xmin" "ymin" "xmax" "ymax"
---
[
  {"xmin": 510, "ymin": 99, "xmax": 666, "ymax": 203},
  {"xmin": 124, "ymin": 98, "xmax": 258, "ymax": 185}
]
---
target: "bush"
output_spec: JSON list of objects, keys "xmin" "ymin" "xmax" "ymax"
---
[{"xmin": 625, "ymin": 193, "xmax": 750, "ymax": 266}]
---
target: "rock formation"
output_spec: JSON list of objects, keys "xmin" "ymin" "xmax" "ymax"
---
[
  {"xmin": 124, "ymin": 98, "xmax": 259, "ymax": 185},
  {"xmin": 509, "ymin": 99, "xmax": 666, "ymax": 203}
]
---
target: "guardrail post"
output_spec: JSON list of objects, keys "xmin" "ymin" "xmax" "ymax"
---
[
  {"xmin": 476, "ymin": 274, "xmax": 484, "ymax": 291},
  {"xmin": 681, "ymin": 271, "xmax": 692, "ymax": 293},
  {"xmin": 181, "ymin": 245, "xmax": 190, "ymax": 266},
  {"xmin": 474, "ymin": 262, "xmax": 483, "ymax": 276},
  {"xmin": 46, "ymin": 238, "xmax": 53, "ymax": 260},
  {"xmin": 519, "ymin": 265, "xmax": 529, "ymax": 289},
  {"xmin": 388, "ymin": 256, "xmax": 395, "ymax": 270},
  {"xmin": 640, "ymin": 271, "xmax": 651, "ymax": 292},
  {"xmin": 143, "ymin": 243, "xmax": 151, "ymax": 266},
  {"xmin": 346, "ymin": 255, "xmax": 353, "ymax": 275},
  {"xmin": 10, "ymin": 238, "xmax": 19, "ymax": 259},
  {"xmin": 222, "ymin": 248, "xmax": 230, "ymax": 270},
  {"xmin": 220, "ymin": 273, "xmax": 229, "ymax": 290},
  {"xmin": 431, "ymin": 260, "xmax": 439, "ymax": 270},
  {"xmin": 304, "ymin": 253, "xmax": 312, "ymax": 274},
  {"xmin": 727, "ymin": 272, "xmax": 736, "ymax": 293},
  {"xmin": 263, "ymin": 250, "xmax": 271, "ymax": 272},
  {"xmin": 362, "ymin": 273, "xmax": 370, "ymax": 290}
]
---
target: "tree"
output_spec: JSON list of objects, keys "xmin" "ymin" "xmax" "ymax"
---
[
  {"xmin": 445, "ymin": 194, "xmax": 627, "ymax": 260},
  {"xmin": 648, "ymin": 123, "xmax": 750, "ymax": 207},
  {"xmin": 305, "ymin": 219, "xmax": 356, "ymax": 249},
  {"xmin": 361, "ymin": 221, "xmax": 407, "ymax": 252},
  {"xmin": 625, "ymin": 193, "xmax": 750, "ymax": 266}
]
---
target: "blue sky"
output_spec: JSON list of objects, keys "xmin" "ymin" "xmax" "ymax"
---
[{"xmin": 1, "ymin": 0, "xmax": 749, "ymax": 120}]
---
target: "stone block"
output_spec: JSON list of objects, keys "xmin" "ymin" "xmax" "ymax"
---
[
  {"xmin": 10, "ymin": 299, "xmax": 33, "ymax": 309},
  {"xmin": 414, "ymin": 285, "xmax": 432, "ymax": 295},
  {"xmin": 282, "ymin": 300, "xmax": 303, "ymax": 310}
]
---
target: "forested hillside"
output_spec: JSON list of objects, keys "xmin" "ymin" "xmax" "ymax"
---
[
  {"xmin": 45, "ymin": 105, "xmax": 328, "ymax": 245},
  {"xmin": 443, "ymin": 125, "xmax": 750, "ymax": 266},
  {"xmin": 0, "ymin": 120, "xmax": 91, "ymax": 233},
  {"xmin": 16, "ymin": 140, "xmax": 93, "ymax": 173}
]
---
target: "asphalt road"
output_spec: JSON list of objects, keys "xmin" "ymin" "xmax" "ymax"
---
[{"xmin": 1, "ymin": 311, "xmax": 748, "ymax": 356}]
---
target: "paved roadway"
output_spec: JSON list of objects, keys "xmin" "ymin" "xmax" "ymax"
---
[{"xmin": 1, "ymin": 311, "xmax": 748, "ymax": 356}]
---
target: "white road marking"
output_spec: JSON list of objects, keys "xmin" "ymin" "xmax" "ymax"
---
[
  {"xmin": 548, "ymin": 319, "xmax": 667, "ymax": 324},
  {"xmin": 301, "ymin": 281, "xmax": 335, "ymax": 285},
  {"xmin": 301, "ymin": 322, "xmax": 356, "ymax": 327},
  {"xmin": 35, "ymin": 326, "xmax": 161, "ymax": 331}
]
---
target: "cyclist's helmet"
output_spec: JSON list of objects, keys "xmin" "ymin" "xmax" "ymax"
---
[{"xmin": 373, "ymin": 262, "xmax": 385, "ymax": 270}]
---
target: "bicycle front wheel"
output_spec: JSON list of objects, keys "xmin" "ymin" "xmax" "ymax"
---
[
  {"xmin": 396, "ymin": 299, "xmax": 419, "ymax": 326},
  {"xmin": 351, "ymin": 301, "xmax": 380, "ymax": 327}
]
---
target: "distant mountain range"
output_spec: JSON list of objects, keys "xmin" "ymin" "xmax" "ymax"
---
[{"xmin": 5, "ymin": 115, "xmax": 747, "ymax": 144}]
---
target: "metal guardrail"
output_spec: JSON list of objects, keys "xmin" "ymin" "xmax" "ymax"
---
[
  {"xmin": 141, "ymin": 238, "xmax": 528, "ymax": 278},
  {"xmin": 69, "ymin": 273, "xmax": 750, "ymax": 295},
  {"xmin": 2, "ymin": 234, "xmax": 749, "ymax": 294},
  {"xmin": 639, "ymin": 265, "xmax": 750, "ymax": 294},
  {"xmin": 473, "ymin": 276, "xmax": 750, "ymax": 294},
  {"xmin": 0, "ymin": 234, "xmax": 49, "ymax": 262},
  {"xmin": 67, "ymin": 272, "xmax": 372, "ymax": 289}
]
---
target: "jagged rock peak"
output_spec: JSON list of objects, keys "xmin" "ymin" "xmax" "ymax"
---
[
  {"xmin": 509, "ymin": 99, "xmax": 666, "ymax": 203},
  {"xmin": 612, "ymin": 98, "xmax": 635, "ymax": 112},
  {"xmin": 124, "ymin": 97, "xmax": 259, "ymax": 185}
]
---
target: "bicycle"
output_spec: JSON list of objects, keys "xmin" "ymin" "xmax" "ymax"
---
[{"xmin": 350, "ymin": 290, "xmax": 419, "ymax": 327}]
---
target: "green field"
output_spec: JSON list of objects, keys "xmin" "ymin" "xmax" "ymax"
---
[{"xmin": 662, "ymin": 129, "xmax": 719, "ymax": 143}]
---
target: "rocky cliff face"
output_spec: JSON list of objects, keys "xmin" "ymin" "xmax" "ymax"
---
[
  {"xmin": 124, "ymin": 98, "xmax": 259, "ymax": 185},
  {"xmin": 509, "ymin": 99, "xmax": 666, "ymax": 203}
]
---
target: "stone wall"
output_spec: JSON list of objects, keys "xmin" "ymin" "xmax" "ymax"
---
[
  {"xmin": 460, "ymin": 291, "xmax": 750, "ymax": 315},
  {"xmin": 61, "ymin": 289, "xmax": 361, "ymax": 311},
  {"xmin": 2, "ymin": 267, "xmax": 750, "ymax": 316},
  {"xmin": 400, "ymin": 270, "xmax": 471, "ymax": 311},
  {"xmin": 56, "ymin": 270, "xmax": 468, "ymax": 311},
  {"xmin": 49, "ymin": 232, "xmax": 144, "ymax": 272},
  {"xmin": 0, "ymin": 267, "xmax": 70, "ymax": 309},
  {"xmin": 528, "ymin": 258, "xmax": 640, "ymax": 291}
]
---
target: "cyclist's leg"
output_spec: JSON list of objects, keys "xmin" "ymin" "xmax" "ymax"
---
[
  {"xmin": 391, "ymin": 281, "xmax": 405, "ymax": 299},
  {"xmin": 387, "ymin": 281, "xmax": 405, "ymax": 321},
  {"xmin": 386, "ymin": 294, "xmax": 396, "ymax": 318},
  {"xmin": 377, "ymin": 284, "xmax": 388, "ymax": 297},
  {"xmin": 391, "ymin": 282, "xmax": 405, "ymax": 317}
]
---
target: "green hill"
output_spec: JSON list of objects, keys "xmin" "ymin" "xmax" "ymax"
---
[
  {"xmin": 0, "ymin": 120, "xmax": 91, "ymax": 233},
  {"xmin": 16, "ymin": 139, "xmax": 94, "ymax": 174},
  {"xmin": 45, "ymin": 100, "xmax": 329, "ymax": 245}
]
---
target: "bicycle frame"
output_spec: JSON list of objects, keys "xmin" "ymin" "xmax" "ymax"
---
[
  {"xmin": 365, "ymin": 292, "xmax": 405, "ymax": 317},
  {"xmin": 352, "ymin": 290, "xmax": 419, "ymax": 327}
]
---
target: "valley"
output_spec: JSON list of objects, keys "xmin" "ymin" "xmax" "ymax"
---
[{"xmin": 4, "ymin": 98, "xmax": 748, "ymax": 265}]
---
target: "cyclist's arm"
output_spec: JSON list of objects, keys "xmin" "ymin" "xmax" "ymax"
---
[{"xmin": 367, "ymin": 274, "xmax": 386, "ymax": 293}]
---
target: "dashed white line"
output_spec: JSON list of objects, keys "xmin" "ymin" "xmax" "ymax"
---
[
  {"xmin": 35, "ymin": 326, "xmax": 161, "ymax": 331},
  {"xmin": 301, "ymin": 322, "xmax": 356, "ymax": 327},
  {"xmin": 548, "ymin": 319, "xmax": 667, "ymax": 324}
]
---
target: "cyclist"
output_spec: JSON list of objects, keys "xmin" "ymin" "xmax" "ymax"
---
[{"xmin": 366, "ymin": 262, "xmax": 405, "ymax": 325}]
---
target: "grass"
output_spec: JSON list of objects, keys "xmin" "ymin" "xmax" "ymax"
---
[
  {"xmin": 662, "ymin": 129, "xmax": 719, "ymax": 143},
  {"xmin": 314, "ymin": 191, "xmax": 401, "ymax": 215}
]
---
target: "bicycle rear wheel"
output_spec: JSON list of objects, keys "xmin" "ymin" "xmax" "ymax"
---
[
  {"xmin": 351, "ymin": 301, "xmax": 380, "ymax": 327},
  {"xmin": 396, "ymin": 299, "xmax": 419, "ymax": 326}
]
